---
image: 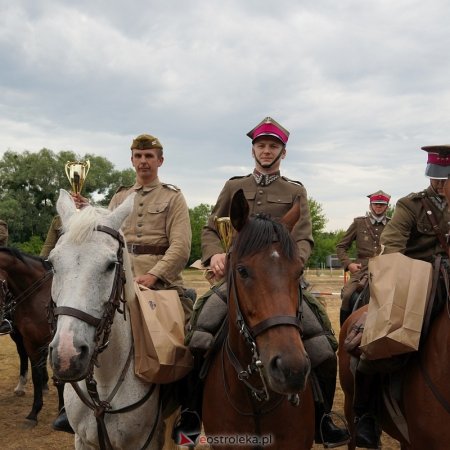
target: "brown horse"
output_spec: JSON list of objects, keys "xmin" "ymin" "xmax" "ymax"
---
[
  {"xmin": 339, "ymin": 298, "xmax": 450, "ymax": 450},
  {"xmin": 0, "ymin": 247, "xmax": 64, "ymax": 426},
  {"xmin": 202, "ymin": 189, "xmax": 315, "ymax": 450}
]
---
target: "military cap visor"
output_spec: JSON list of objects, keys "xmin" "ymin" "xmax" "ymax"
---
[
  {"xmin": 422, "ymin": 145, "xmax": 450, "ymax": 179},
  {"xmin": 131, "ymin": 134, "xmax": 163, "ymax": 151}
]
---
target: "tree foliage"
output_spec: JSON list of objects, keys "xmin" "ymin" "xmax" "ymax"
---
[
  {"xmin": 0, "ymin": 149, "xmax": 134, "ymax": 249},
  {"xmin": 189, "ymin": 204, "xmax": 213, "ymax": 265}
]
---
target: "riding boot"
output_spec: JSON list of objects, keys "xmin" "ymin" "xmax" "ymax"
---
[
  {"xmin": 354, "ymin": 370, "xmax": 381, "ymax": 449},
  {"xmin": 52, "ymin": 407, "xmax": 74, "ymax": 434},
  {"xmin": 314, "ymin": 358, "xmax": 350, "ymax": 447},
  {"xmin": 171, "ymin": 368, "xmax": 203, "ymax": 447},
  {"xmin": 0, "ymin": 319, "xmax": 12, "ymax": 334}
]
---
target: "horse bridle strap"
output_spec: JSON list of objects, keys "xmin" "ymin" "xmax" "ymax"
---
[
  {"xmin": 53, "ymin": 306, "xmax": 101, "ymax": 327},
  {"xmin": 251, "ymin": 315, "xmax": 301, "ymax": 338}
]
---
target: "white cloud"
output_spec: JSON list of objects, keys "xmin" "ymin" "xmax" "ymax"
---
[{"xmin": 1, "ymin": 0, "xmax": 450, "ymax": 231}]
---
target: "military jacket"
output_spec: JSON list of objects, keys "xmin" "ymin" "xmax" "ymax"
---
[
  {"xmin": 381, "ymin": 186, "xmax": 450, "ymax": 262},
  {"xmin": 201, "ymin": 174, "xmax": 314, "ymax": 265},
  {"xmin": 40, "ymin": 215, "xmax": 63, "ymax": 258},
  {"xmin": 0, "ymin": 220, "xmax": 8, "ymax": 246},
  {"xmin": 336, "ymin": 215, "xmax": 390, "ymax": 270},
  {"xmin": 109, "ymin": 177, "xmax": 191, "ymax": 287}
]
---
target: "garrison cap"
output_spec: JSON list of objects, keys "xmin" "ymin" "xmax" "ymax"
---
[
  {"xmin": 367, "ymin": 190, "xmax": 391, "ymax": 204},
  {"xmin": 130, "ymin": 134, "xmax": 163, "ymax": 151},
  {"xmin": 422, "ymin": 145, "xmax": 450, "ymax": 179},
  {"xmin": 247, "ymin": 117, "xmax": 290, "ymax": 145}
]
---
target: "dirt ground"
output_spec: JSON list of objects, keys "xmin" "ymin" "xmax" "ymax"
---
[{"xmin": 0, "ymin": 269, "xmax": 400, "ymax": 449}]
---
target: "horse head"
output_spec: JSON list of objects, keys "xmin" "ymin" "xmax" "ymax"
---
[
  {"xmin": 227, "ymin": 189, "xmax": 310, "ymax": 395},
  {"xmin": 49, "ymin": 189, "xmax": 135, "ymax": 381}
]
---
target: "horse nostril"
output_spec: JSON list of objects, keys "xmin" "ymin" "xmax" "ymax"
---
[{"xmin": 78, "ymin": 345, "xmax": 90, "ymax": 361}]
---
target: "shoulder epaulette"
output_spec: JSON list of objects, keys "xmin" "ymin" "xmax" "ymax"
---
[
  {"xmin": 281, "ymin": 176, "xmax": 303, "ymax": 186},
  {"xmin": 162, "ymin": 183, "xmax": 180, "ymax": 192},
  {"xmin": 229, "ymin": 174, "xmax": 252, "ymax": 180},
  {"xmin": 355, "ymin": 216, "xmax": 366, "ymax": 221},
  {"xmin": 408, "ymin": 190, "xmax": 427, "ymax": 200},
  {"xmin": 114, "ymin": 185, "xmax": 132, "ymax": 194}
]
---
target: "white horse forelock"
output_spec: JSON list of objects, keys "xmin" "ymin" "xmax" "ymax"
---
[{"xmin": 64, "ymin": 206, "xmax": 110, "ymax": 244}]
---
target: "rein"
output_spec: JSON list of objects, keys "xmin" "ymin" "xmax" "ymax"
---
[
  {"xmin": 224, "ymin": 248, "xmax": 303, "ymax": 407},
  {"xmin": 0, "ymin": 266, "xmax": 53, "ymax": 318},
  {"xmin": 50, "ymin": 225, "xmax": 158, "ymax": 450}
]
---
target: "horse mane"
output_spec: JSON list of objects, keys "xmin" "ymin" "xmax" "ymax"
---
[
  {"xmin": 233, "ymin": 213, "xmax": 298, "ymax": 261},
  {"xmin": 0, "ymin": 246, "xmax": 47, "ymax": 268},
  {"xmin": 64, "ymin": 206, "xmax": 110, "ymax": 244}
]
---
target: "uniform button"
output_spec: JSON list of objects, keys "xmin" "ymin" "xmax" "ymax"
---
[
  {"xmin": 137, "ymin": 223, "xmax": 143, "ymax": 227},
  {"xmin": 137, "ymin": 234, "xmax": 142, "ymax": 238},
  {"xmin": 139, "ymin": 203, "xmax": 143, "ymax": 207},
  {"xmin": 259, "ymin": 190, "xmax": 263, "ymax": 194},
  {"xmin": 257, "ymin": 201, "xmax": 262, "ymax": 205},
  {"xmin": 138, "ymin": 213, "xmax": 143, "ymax": 217}
]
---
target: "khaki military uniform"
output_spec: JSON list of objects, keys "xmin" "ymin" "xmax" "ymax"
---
[
  {"xmin": 109, "ymin": 177, "xmax": 192, "ymax": 320},
  {"xmin": 201, "ymin": 174, "xmax": 314, "ymax": 265},
  {"xmin": 381, "ymin": 186, "xmax": 450, "ymax": 260},
  {"xmin": 40, "ymin": 215, "xmax": 63, "ymax": 258},
  {"xmin": 337, "ymin": 215, "xmax": 389, "ymax": 309},
  {"xmin": 110, "ymin": 177, "xmax": 191, "ymax": 286},
  {"xmin": 0, "ymin": 220, "xmax": 8, "ymax": 246}
]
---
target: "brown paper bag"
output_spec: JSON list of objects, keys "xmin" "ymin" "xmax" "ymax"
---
[
  {"xmin": 360, "ymin": 252, "xmax": 432, "ymax": 360},
  {"xmin": 129, "ymin": 282, "xmax": 193, "ymax": 384}
]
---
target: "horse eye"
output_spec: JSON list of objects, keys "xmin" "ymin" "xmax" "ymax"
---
[
  {"xmin": 236, "ymin": 265, "xmax": 249, "ymax": 279},
  {"xmin": 107, "ymin": 262, "xmax": 117, "ymax": 272}
]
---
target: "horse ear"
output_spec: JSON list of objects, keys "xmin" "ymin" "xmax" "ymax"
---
[
  {"xmin": 230, "ymin": 189, "xmax": 249, "ymax": 232},
  {"xmin": 280, "ymin": 196, "xmax": 301, "ymax": 232},
  {"xmin": 108, "ymin": 192, "xmax": 136, "ymax": 231},
  {"xmin": 56, "ymin": 189, "xmax": 77, "ymax": 226}
]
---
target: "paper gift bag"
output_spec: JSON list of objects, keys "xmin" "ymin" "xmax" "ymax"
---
[
  {"xmin": 129, "ymin": 282, "xmax": 193, "ymax": 384},
  {"xmin": 360, "ymin": 252, "xmax": 433, "ymax": 360}
]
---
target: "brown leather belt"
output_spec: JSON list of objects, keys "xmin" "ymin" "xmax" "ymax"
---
[{"xmin": 127, "ymin": 243, "xmax": 169, "ymax": 255}]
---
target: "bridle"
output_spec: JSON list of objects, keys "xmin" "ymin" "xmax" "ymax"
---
[
  {"xmin": 49, "ymin": 225, "xmax": 159, "ymax": 450},
  {"xmin": 224, "ymin": 246, "xmax": 304, "ymax": 406},
  {"xmin": 0, "ymin": 260, "xmax": 53, "ymax": 324}
]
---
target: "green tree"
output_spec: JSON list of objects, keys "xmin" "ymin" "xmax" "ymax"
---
[
  {"xmin": 0, "ymin": 149, "xmax": 133, "ymax": 249},
  {"xmin": 189, "ymin": 204, "xmax": 213, "ymax": 265},
  {"xmin": 308, "ymin": 197, "xmax": 327, "ymax": 239}
]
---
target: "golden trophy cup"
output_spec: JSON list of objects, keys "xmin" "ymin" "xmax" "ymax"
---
[
  {"xmin": 214, "ymin": 216, "xmax": 233, "ymax": 253},
  {"xmin": 204, "ymin": 216, "xmax": 233, "ymax": 284},
  {"xmin": 65, "ymin": 160, "xmax": 90, "ymax": 195}
]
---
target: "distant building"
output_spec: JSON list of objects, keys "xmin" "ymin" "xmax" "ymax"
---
[{"xmin": 325, "ymin": 254, "xmax": 342, "ymax": 269}]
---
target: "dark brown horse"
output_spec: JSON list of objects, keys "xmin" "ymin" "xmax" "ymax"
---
[
  {"xmin": 202, "ymin": 190, "xmax": 315, "ymax": 450},
  {"xmin": 339, "ymin": 299, "xmax": 450, "ymax": 450},
  {"xmin": 0, "ymin": 247, "xmax": 64, "ymax": 426}
]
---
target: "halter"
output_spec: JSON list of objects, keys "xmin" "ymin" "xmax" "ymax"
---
[
  {"xmin": 49, "ymin": 225, "xmax": 159, "ymax": 450},
  {"xmin": 225, "ymin": 244, "xmax": 304, "ymax": 405}
]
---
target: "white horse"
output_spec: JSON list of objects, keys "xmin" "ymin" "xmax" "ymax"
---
[{"xmin": 48, "ymin": 189, "xmax": 164, "ymax": 450}]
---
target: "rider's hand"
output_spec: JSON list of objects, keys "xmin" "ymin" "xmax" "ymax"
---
[
  {"xmin": 71, "ymin": 193, "xmax": 90, "ymax": 209},
  {"xmin": 135, "ymin": 273, "xmax": 158, "ymax": 289},
  {"xmin": 347, "ymin": 262, "xmax": 362, "ymax": 274},
  {"xmin": 210, "ymin": 253, "xmax": 227, "ymax": 280}
]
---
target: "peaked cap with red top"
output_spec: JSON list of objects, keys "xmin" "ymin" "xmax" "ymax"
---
[
  {"xmin": 246, "ymin": 117, "xmax": 290, "ymax": 145},
  {"xmin": 422, "ymin": 145, "xmax": 450, "ymax": 179},
  {"xmin": 367, "ymin": 190, "xmax": 391, "ymax": 204}
]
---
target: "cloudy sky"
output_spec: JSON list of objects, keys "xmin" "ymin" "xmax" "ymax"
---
[{"xmin": 2, "ymin": 0, "xmax": 450, "ymax": 231}]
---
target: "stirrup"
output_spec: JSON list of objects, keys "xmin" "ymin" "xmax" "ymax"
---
[
  {"xmin": 318, "ymin": 411, "xmax": 351, "ymax": 449},
  {"xmin": 0, "ymin": 319, "xmax": 13, "ymax": 335}
]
